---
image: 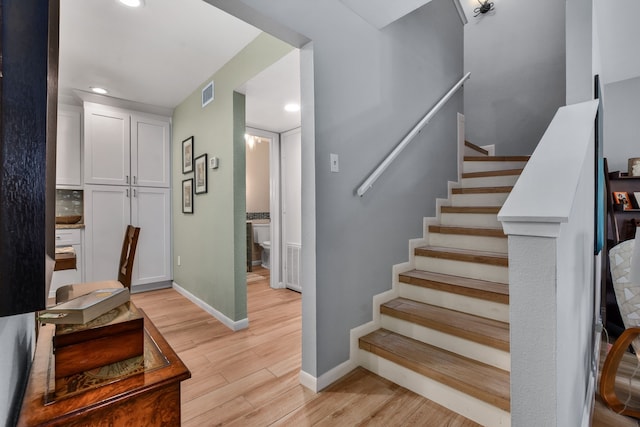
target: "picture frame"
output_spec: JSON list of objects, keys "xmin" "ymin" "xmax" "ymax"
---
[
  {"xmin": 194, "ymin": 153, "xmax": 208, "ymax": 194},
  {"xmin": 182, "ymin": 178, "xmax": 194, "ymax": 214},
  {"xmin": 613, "ymin": 191, "xmax": 632, "ymax": 211},
  {"xmin": 182, "ymin": 136, "xmax": 194, "ymax": 174},
  {"xmin": 629, "ymin": 157, "xmax": 640, "ymax": 177},
  {"xmin": 635, "ymin": 192, "xmax": 640, "ymax": 209}
]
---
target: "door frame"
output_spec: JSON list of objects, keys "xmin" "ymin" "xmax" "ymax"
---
[{"xmin": 245, "ymin": 126, "xmax": 283, "ymax": 289}]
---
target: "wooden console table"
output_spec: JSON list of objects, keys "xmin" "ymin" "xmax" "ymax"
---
[{"xmin": 18, "ymin": 309, "xmax": 190, "ymax": 426}]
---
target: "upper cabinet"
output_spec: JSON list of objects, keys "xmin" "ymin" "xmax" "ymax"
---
[
  {"xmin": 131, "ymin": 114, "xmax": 171, "ymax": 188},
  {"xmin": 84, "ymin": 103, "xmax": 170, "ymax": 188},
  {"xmin": 56, "ymin": 105, "xmax": 82, "ymax": 187}
]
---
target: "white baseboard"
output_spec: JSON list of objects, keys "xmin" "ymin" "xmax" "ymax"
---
[
  {"xmin": 299, "ymin": 358, "xmax": 357, "ymax": 393},
  {"xmin": 299, "ymin": 369, "xmax": 318, "ymax": 392},
  {"xmin": 172, "ymin": 281, "xmax": 249, "ymax": 331}
]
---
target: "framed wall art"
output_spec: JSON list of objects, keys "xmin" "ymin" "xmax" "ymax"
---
[
  {"xmin": 613, "ymin": 191, "xmax": 632, "ymax": 211},
  {"xmin": 195, "ymin": 154, "xmax": 208, "ymax": 194},
  {"xmin": 182, "ymin": 178, "xmax": 194, "ymax": 214},
  {"xmin": 182, "ymin": 136, "xmax": 194, "ymax": 174}
]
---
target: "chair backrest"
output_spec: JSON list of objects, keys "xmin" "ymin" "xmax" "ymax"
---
[
  {"xmin": 609, "ymin": 238, "xmax": 640, "ymax": 352},
  {"xmin": 118, "ymin": 225, "xmax": 141, "ymax": 289}
]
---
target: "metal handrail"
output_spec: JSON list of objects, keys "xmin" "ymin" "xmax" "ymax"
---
[{"xmin": 356, "ymin": 72, "xmax": 471, "ymax": 197}]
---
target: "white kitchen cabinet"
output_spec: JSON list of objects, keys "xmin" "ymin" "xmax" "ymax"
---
[
  {"xmin": 84, "ymin": 105, "xmax": 130, "ymax": 186},
  {"xmin": 50, "ymin": 228, "xmax": 83, "ymax": 298},
  {"xmin": 84, "ymin": 104, "xmax": 170, "ymax": 188},
  {"xmin": 84, "ymin": 185, "xmax": 172, "ymax": 289},
  {"xmin": 130, "ymin": 187, "xmax": 171, "ymax": 286},
  {"xmin": 131, "ymin": 115, "xmax": 171, "ymax": 188},
  {"xmin": 56, "ymin": 105, "xmax": 82, "ymax": 187},
  {"xmin": 84, "ymin": 185, "xmax": 131, "ymax": 283}
]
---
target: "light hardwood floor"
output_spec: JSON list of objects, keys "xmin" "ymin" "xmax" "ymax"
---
[
  {"xmin": 132, "ymin": 268, "xmax": 637, "ymax": 426},
  {"xmin": 131, "ymin": 267, "xmax": 480, "ymax": 426}
]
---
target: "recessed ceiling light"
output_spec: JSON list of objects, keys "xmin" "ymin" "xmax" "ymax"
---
[
  {"xmin": 118, "ymin": 0, "xmax": 144, "ymax": 8},
  {"xmin": 90, "ymin": 87, "xmax": 108, "ymax": 95},
  {"xmin": 284, "ymin": 103, "xmax": 300, "ymax": 113}
]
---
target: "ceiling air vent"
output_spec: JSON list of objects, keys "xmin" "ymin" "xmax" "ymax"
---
[{"xmin": 202, "ymin": 81, "xmax": 214, "ymax": 108}]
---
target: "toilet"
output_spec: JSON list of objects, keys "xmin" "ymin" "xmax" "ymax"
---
[{"xmin": 252, "ymin": 223, "xmax": 271, "ymax": 269}]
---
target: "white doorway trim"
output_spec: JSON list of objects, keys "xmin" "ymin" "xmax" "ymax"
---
[{"xmin": 245, "ymin": 126, "xmax": 284, "ymax": 289}]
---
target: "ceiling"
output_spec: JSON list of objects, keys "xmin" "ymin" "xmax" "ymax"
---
[{"xmin": 59, "ymin": 0, "xmax": 300, "ymax": 132}]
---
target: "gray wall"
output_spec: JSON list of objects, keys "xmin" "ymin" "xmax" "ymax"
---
[
  {"xmin": 207, "ymin": 0, "xmax": 463, "ymax": 376},
  {"xmin": 603, "ymin": 76, "xmax": 640, "ymax": 173},
  {"xmin": 462, "ymin": 0, "xmax": 566, "ymax": 155},
  {"xmin": 0, "ymin": 314, "xmax": 34, "ymax": 427}
]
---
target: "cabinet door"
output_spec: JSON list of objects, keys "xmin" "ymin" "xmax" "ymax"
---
[
  {"xmin": 84, "ymin": 185, "xmax": 131, "ymax": 282},
  {"xmin": 84, "ymin": 107, "xmax": 131, "ymax": 186},
  {"xmin": 131, "ymin": 187, "xmax": 171, "ymax": 286},
  {"xmin": 56, "ymin": 106, "xmax": 82, "ymax": 187},
  {"xmin": 131, "ymin": 115, "xmax": 170, "ymax": 188}
]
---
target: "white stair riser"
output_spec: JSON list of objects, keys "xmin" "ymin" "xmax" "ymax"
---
[
  {"xmin": 415, "ymin": 256, "xmax": 509, "ymax": 283},
  {"xmin": 464, "ymin": 146, "xmax": 488, "ymax": 156},
  {"xmin": 451, "ymin": 193, "xmax": 509, "ymax": 207},
  {"xmin": 359, "ymin": 351, "xmax": 511, "ymax": 427},
  {"xmin": 428, "ymin": 232, "xmax": 508, "ymax": 253},
  {"xmin": 440, "ymin": 213, "xmax": 502, "ymax": 228},
  {"xmin": 463, "ymin": 160, "xmax": 527, "ymax": 174},
  {"xmin": 461, "ymin": 175, "xmax": 520, "ymax": 188},
  {"xmin": 398, "ymin": 282, "xmax": 509, "ymax": 323},
  {"xmin": 381, "ymin": 315, "xmax": 510, "ymax": 371}
]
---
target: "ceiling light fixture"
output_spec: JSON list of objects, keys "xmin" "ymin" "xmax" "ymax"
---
[
  {"xmin": 90, "ymin": 86, "xmax": 109, "ymax": 95},
  {"xmin": 284, "ymin": 103, "xmax": 300, "ymax": 113},
  {"xmin": 118, "ymin": 0, "xmax": 144, "ymax": 8}
]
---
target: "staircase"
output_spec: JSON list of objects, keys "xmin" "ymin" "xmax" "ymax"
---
[{"xmin": 357, "ymin": 142, "xmax": 529, "ymax": 427}]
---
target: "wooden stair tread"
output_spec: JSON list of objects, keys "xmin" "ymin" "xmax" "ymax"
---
[
  {"xmin": 464, "ymin": 141, "xmax": 489, "ymax": 156},
  {"xmin": 359, "ymin": 329, "xmax": 510, "ymax": 411},
  {"xmin": 462, "ymin": 169, "xmax": 523, "ymax": 179},
  {"xmin": 399, "ymin": 269, "xmax": 509, "ymax": 304},
  {"xmin": 452, "ymin": 186, "xmax": 513, "ymax": 194},
  {"xmin": 382, "ymin": 297, "xmax": 510, "ymax": 351},
  {"xmin": 464, "ymin": 155, "xmax": 530, "ymax": 162},
  {"xmin": 428, "ymin": 225, "xmax": 506, "ymax": 238},
  {"xmin": 441, "ymin": 206, "xmax": 501, "ymax": 214},
  {"xmin": 415, "ymin": 245, "xmax": 508, "ymax": 267}
]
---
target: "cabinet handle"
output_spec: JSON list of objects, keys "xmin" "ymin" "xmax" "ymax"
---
[
  {"xmin": 126, "ymin": 175, "xmax": 129, "ymax": 184},
  {"xmin": 133, "ymin": 189, "xmax": 137, "ymax": 198},
  {"xmin": 126, "ymin": 189, "xmax": 130, "ymax": 198},
  {"xmin": 56, "ymin": 236, "xmax": 61, "ymax": 240},
  {"xmin": 133, "ymin": 176, "xmax": 137, "ymax": 185}
]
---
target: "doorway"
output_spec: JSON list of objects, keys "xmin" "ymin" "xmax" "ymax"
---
[{"xmin": 245, "ymin": 126, "xmax": 301, "ymax": 292}]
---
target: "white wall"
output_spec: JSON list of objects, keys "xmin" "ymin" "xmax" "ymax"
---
[
  {"xmin": 461, "ymin": 0, "xmax": 566, "ymax": 155},
  {"xmin": 0, "ymin": 314, "xmax": 35, "ymax": 426},
  {"xmin": 594, "ymin": 0, "xmax": 640, "ymax": 85},
  {"xmin": 245, "ymin": 136, "xmax": 271, "ymax": 213},
  {"xmin": 603, "ymin": 76, "xmax": 640, "ymax": 173}
]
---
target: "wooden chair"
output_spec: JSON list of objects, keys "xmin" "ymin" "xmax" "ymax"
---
[
  {"xmin": 55, "ymin": 226, "xmax": 141, "ymax": 304},
  {"xmin": 599, "ymin": 238, "xmax": 640, "ymax": 417}
]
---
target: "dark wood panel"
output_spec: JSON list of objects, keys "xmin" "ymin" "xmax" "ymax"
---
[{"xmin": 0, "ymin": 0, "xmax": 58, "ymax": 316}]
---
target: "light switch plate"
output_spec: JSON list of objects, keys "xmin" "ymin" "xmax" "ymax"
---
[
  {"xmin": 210, "ymin": 157, "xmax": 219, "ymax": 169},
  {"xmin": 330, "ymin": 153, "xmax": 339, "ymax": 172}
]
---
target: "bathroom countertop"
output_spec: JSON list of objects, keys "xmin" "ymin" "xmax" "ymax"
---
[{"xmin": 248, "ymin": 219, "xmax": 270, "ymax": 224}]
